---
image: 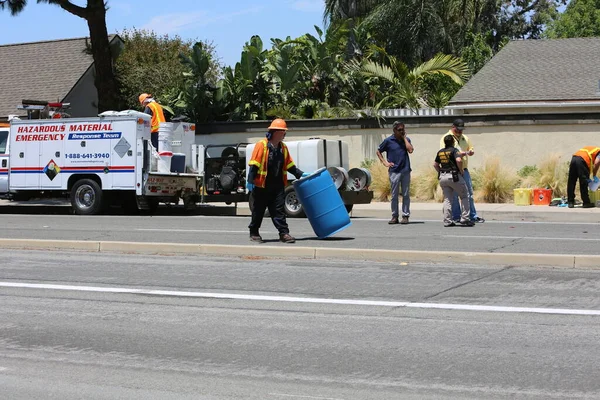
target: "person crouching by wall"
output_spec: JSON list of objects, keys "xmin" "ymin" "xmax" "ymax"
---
[
  {"xmin": 434, "ymin": 135, "xmax": 474, "ymax": 227},
  {"xmin": 246, "ymin": 118, "xmax": 306, "ymax": 243}
]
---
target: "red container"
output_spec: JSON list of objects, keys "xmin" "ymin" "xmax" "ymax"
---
[{"xmin": 532, "ymin": 188, "xmax": 552, "ymax": 205}]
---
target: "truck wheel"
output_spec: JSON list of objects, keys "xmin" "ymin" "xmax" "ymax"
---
[
  {"xmin": 284, "ymin": 185, "xmax": 305, "ymax": 218},
  {"xmin": 71, "ymin": 179, "xmax": 103, "ymax": 215},
  {"xmin": 345, "ymin": 204, "xmax": 354, "ymax": 213}
]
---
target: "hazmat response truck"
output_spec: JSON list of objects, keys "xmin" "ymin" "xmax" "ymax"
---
[{"xmin": 0, "ymin": 112, "xmax": 201, "ymax": 214}]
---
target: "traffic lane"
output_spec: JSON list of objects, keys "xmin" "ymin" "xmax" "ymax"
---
[
  {"xmin": 4, "ymin": 250, "xmax": 600, "ymax": 311},
  {"xmin": 3, "ymin": 252, "xmax": 600, "ymax": 398},
  {"xmin": 3, "ymin": 294, "xmax": 600, "ymax": 399},
  {"xmin": 1, "ymin": 214, "xmax": 600, "ymax": 255}
]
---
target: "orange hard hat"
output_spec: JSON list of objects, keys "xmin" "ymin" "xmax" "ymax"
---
[
  {"xmin": 138, "ymin": 93, "xmax": 151, "ymax": 105},
  {"xmin": 267, "ymin": 118, "xmax": 288, "ymax": 131}
]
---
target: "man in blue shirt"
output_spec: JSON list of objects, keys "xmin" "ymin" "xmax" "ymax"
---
[{"xmin": 376, "ymin": 121, "xmax": 414, "ymax": 224}]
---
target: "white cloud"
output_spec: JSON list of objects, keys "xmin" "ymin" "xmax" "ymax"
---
[
  {"xmin": 290, "ymin": 0, "xmax": 323, "ymax": 12},
  {"xmin": 140, "ymin": 7, "xmax": 264, "ymax": 35}
]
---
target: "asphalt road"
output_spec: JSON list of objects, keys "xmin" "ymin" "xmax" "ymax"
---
[
  {"xmin": 2, "ymin": 250, "xmax": 600, "ymax": 399},
  {"xmin": 0, "ymin": 211, "xmax": 599, "ymax": 255}
]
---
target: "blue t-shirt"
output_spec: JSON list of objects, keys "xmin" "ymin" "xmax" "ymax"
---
[{"xmin": 378, "ymin": 135, "xmax": 412, "ymax": 173}]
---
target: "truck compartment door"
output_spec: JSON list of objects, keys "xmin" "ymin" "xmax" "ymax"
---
[{"xmin": 0, "ymin": 130, "xmax": 8, "ymax": 193}]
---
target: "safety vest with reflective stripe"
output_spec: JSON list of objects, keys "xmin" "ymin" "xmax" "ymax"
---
[
  {"xmin": 248, "ymin": 139, "xmax": 295, "ymax": 188},
  {"xmin": 574, "ymin": 146, "xmax": 600, "ymax": 175},
  {"xmin": 147, "ymin": 101, "xmax": 166, "ymax": 133}
]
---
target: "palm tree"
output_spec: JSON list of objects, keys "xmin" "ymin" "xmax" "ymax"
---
[
  {"xmin": 351, "ymin": 52, "xmax": 470, "ymax": 112},
  {"xmin": 1, "ymin": 0, "xmax": 120, "ymax": 112}
]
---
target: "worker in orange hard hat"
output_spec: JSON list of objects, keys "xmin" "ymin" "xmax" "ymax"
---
[
  {"xmin": 247, "ymin": 118, "xmax": 308, "ymax": 244},
  {"xmin": 139, "ymin": 93, "xmax": 166, "ymax": 149}
]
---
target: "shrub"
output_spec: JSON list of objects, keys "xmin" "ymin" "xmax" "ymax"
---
[
  {"xmin": 368, "ymin": 162, "xmax": 391, "ymax": 201},
  {"xmin": 518, "ymin": 165, "xmax": 539, "ymax": 178},
  {"xmin": 412, "ymin": 166, "xmax": 443, "ymax": 202},
  {"xmin": 360, "ymin": 158, "xmax": 376, "ymax": 169},
  {"xmin": 536, "ymin": 154, "xmax": 568, "ymax": 197},
  {"xmin": 471, "ymin": 156, "xmax": 519, "ymax": 203}
]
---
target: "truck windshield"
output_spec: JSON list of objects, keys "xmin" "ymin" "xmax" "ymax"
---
[{"xmin": 0, "ymin": 130, "xmax": 7, "ymax": 154}]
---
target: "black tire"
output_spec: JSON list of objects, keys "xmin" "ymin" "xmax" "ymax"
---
[
  {"xmin": 284, "ymin": 185, "xmax": 305, "ymax": 218},
  {"xmin": 71, "ymin": 179, "xmax": 103, "ymax": 215},
  {"xmin": 345, "ymin": 204, "xmax": 354, "ymax": 213},
  {"xmin": 145, "ymin": 198, "xmax": 159, "ymax": 214}
]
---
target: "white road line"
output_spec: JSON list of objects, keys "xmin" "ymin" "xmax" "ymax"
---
[
  {"xmin": 269, "ymin": 394, "xmax": 344, "ymax": 400},
  {"xmin": 440, "ymin": 235, "xmax": 600, "ymax": 242},
  {"xmin": 137, "ymin": 228, "xmax": 250, "ymax": 234},
  {"xmin": 1, "ymin": 282, "xmax": 599, "ymax": 316}
]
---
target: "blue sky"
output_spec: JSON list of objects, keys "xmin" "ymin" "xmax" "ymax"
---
[{"xmin": 0, "ymin": 0, "xmax": 326, "ymax": 67}]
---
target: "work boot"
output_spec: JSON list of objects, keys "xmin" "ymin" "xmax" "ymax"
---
[
  {"xmin": 583, "ymin": 203, "xmax": 596, "ymax": 208},
  {"xmin": 400, "ymin": 216, "xmax": 409, "ymax": 225},
  {"xmin": 280, "ymin": 233, "xmax": 296, "ymax": 243},
  {"xmin": 249, "ymin": 233, "xmax": 263, "ymax": 243},
  {"xmin": 388, "ymin": 217, "xmax": 399, "ymax": 225}
]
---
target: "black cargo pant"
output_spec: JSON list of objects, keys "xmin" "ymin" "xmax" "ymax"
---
[
  {"xmin": 567, "ymin": 155, "xmax": 591, "ymax": 204},
  {"xmin": 249, "ymin": 185, "xmax": 289, "ymax": 235}
]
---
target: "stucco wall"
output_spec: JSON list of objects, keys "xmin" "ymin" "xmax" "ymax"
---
[{"xmin": 196, "ymin": 114, "xmax": 600, "ymax": 174}]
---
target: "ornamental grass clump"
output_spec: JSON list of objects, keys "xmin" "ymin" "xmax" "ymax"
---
[
  {"xmin": 472, "ymin": 156, "xmax": 519, "ymax": 203},
  {"xmin": 368, "ymin": 161, "xmax": 391, "ymax": 201},
  {"xmin": 536, "ymin": 154, "xmax": 568, "ymax": 198},
  {"xmin": 412, "ymin": 166, "xmax": 443, "ymax": 202}
]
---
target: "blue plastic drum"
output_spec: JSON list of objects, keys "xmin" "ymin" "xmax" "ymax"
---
[{"xmin": 293, "ymin": 167, "xmax": 351, "ymax": 238}]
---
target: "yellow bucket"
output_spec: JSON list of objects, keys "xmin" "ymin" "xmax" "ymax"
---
[
  {"xmin": 589, "ymin": 189, "xmax": 600, "ymax": 203},
  {"xmin": 513, "ymin": 188, "xmax": 532, "ymax": 206}
]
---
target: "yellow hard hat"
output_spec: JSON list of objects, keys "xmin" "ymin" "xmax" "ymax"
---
[
  {"xmin": 267, "ymin": 118, "xmax": 288, "ymax": 131},
  {"xmin": 138, "ymin": 93, "xmax": 151, "ymax": 105}
]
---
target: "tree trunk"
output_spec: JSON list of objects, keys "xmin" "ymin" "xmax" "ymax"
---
[{"xmin": 83, "ymin": 0, "xmax": 119, "ymax": 113}]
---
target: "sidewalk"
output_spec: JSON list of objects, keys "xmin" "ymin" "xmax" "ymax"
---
[
  {"xmin": 350, "ymin": 201, "xmax": 600, "ymax": 223},
  {"xmin": 1, "ymin": 199, "xmax": 599, "ymax": 223}
]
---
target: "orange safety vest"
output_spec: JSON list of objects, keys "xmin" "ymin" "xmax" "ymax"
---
[
  {"xmin": 147, "ymin": 101, "xmax": 166, "ymax": 133},
  {"xmin": 248, "ymin": 139, "xmax": 295, "ymax": 188},
  {"xmin": 574, "ymin": 146, "xmax": 600, "ymax": 175}
]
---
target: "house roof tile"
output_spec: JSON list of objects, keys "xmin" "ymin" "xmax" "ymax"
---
[
  {"xmin": 450, "ymin": 37, "xmax": 600, "ymax": 105},
  {"xmin": 0, "ymin": 37, "xmax": 98, "ymax": 118}
]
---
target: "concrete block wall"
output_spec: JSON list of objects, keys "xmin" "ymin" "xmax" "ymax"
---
[{"xmin": 196, "ymin": 113, "xmax": 600, "ymax": 174}]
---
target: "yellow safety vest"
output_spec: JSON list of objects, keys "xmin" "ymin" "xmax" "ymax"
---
[
  {"xmin": 574, "ymin": 146, "xmax": 600, "ymax": 176},
  {"xmin": 248, "ymin": 139, "xmax": 295, "ymax": 188},
  {"xmin": 147, "ymin": 102, "xmax": 166, "ymax": 133}
]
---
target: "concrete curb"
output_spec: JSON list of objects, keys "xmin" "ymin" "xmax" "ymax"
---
[{"xmin": 1, "ymin": 238, "xmax": 599, "ymax": 269}]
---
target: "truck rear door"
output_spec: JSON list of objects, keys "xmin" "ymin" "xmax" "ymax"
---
[{"xmin": 0, "ymin": 126, "xmax": 8, "ymax": 193}]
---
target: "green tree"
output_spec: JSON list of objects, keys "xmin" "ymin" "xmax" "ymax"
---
[
  {"xmin": 545, "ymin": 0, "xmax": 600, "ymax": 38},
  {"xmin": 176, "ymin": 42, "xmax": 220, "ymax": 122},
  {"xmin": 115, "ymin": 29, "xmax": 220, "ymax": 112},
  {"xmin": 0, "ymin": 0, "xmax": 120, "ymax": 112}
]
